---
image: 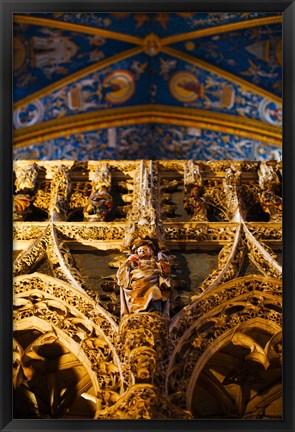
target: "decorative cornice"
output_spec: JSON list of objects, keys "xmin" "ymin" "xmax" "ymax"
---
[
  {"xmin": 13, "ymin": 47, "xmax": 143, "ymax": 110},
  {"xmin": 13, "ymin": 105, "xmax": 282, "ymax": 148},
  {"xmin": 161, "ymin": 15, "xmax": 282, "ymax": 45},
  {"xmin": 13, "ymin": 14, "xmax": 143, "ymax": 45},
  {"xmin": 161, "ymin": 46, "xmax": 282, "ymax": 104}
]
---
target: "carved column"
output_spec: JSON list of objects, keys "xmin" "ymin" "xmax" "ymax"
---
[
  {"xmin": 49, "ymin": 164, "xmax": 72, "ymax": 221},
  {"xmin": 222, "ymin": 164, "xmax": 244, "ymax": 222}
]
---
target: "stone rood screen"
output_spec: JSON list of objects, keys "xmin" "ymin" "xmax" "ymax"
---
[{"xmin": 13, "ymin": 160, "xmax": 282, "ymax": 419}]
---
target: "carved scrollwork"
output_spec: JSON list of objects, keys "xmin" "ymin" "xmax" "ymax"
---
[
  {"xmin": 13, "ymin": 225, "xmax": 51, "ymax": 276},
  {"xmin": 13, "ymin": 273, "xmax": 118, "ymax": 340},
  {"xmin": 169, "ymin": 275, "xmax": 281, "ymax": 345},
  {"xmin": 123, "ymin": 161, "xmax": 166, "ymax": 252},
  {"xmin": 167, "ymin": 288, "xmax": 282, "ymax": 408},
  {"xmin": 94, "ymin": 384, "xmax": 192, "ymax": 419},
  {"xmin": 118, "ymin": 313, "xmax": 168, "ymax": 387},
  {"xmin": 54, "ymin": 222, "xmax": 126, "ymax": 241},
  {"xmin": 246, "ymin": 223, "xmax": 282, "ymax": 242}
]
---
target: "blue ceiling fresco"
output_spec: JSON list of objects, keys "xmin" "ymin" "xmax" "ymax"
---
[
  {"xmin": 13, "ymin": 12, "xmax": 282, "ymax": 161},
  {"xmin": 13, "ymin": 21, "xmax": 136, "ymax": 103},
  {"xmin": 13, "ymin": 124, "xmax": 282, "ymax": 162},
  {"xmin": 173, "ymin": 23, "xmax": 282, "ymax": 97},
  {"xmin": 152, "ymin": 125, "xmax": 282, "ymax": 160},
  {"xmin": 14, "ymin": 54, "xmax": 151, "ymax": 128},
  {"xmin": 13, "ymin": 49, "xmax": 282, "ymax": 129},
  {"xmin": 149, "ymin": 54, "xmax": 270, "ymax": 121},
  {"xmin": 23, "ymin": 12, "xmax": 279, "ymax": 38}
]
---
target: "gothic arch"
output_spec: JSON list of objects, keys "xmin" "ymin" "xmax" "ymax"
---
[
  {"xmin": 186, "ymin": 318, "xmax": 282, "ymax": 418},
  {"xmin": 13, "ymin": 272, "xmax": 131, "ymax": 417},
  {"xmin": 13, "ymin": 317, "xmax": 101, "ymax": 418},
  {"xmin": 166, "ymin": 275, "xmax": 282, "ymax": 416}
]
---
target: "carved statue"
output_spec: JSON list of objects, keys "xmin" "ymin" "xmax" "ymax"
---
[
  {"xmin": 13, "ymin": 194, "xmax": 32, "ymax": 221},
  {"xmin": 184, "ymin": 185, "xmax": 208, "ymax": 222},
  {"xmin": 258, "ymin": 162, "xmax": 282, "ymax": 222},
  {"xmin": 84, "ymin": 185, "xmax": 113, "ymax": 221},
  {"xmin": 260, "ymin": 188, "xmax": 282, "ymax": 222},
  {"xmin": 14, "ymin": 163, "xmax": 39, "ymax": 194},
  {"xmin": 84, "ymin": 163, "xmax": 113, "ymax": 221},
  {"xmin": 117, "ymin": 239, "xmax": 172, "ymax": 317}
]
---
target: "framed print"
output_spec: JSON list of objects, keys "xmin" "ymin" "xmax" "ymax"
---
[{"xmin": 1, "ymin": 1, "xmax": 294, "ymax": 431}]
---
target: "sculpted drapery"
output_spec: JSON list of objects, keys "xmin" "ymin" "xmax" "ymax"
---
[{"xmin": 116, "ymin": 241, "xmax": 172, "ymax": 317}]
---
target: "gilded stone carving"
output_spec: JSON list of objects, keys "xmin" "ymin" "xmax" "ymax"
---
[
  {"xmin": 117, "ymin": 241, "xmax": 172, "ymax": 317},
  {"xmin": 13, "ymin": 194, "xmax": 32, "ymax": 221},
  {"xmin": 83, "ymin": 164, "xmax": 113, "ymax": 221},
  {"xmin": 258, "ymin": 162, "xmax": 282, "ymax": 222},
  {"xmin": 13, "ymin": 160, "xmax": 282, "ymax": 420},
  {"xmin": 14, "ymin": 162, "xmax": 39, "ymax": 193},
  {"xmin": 49, "ymin": 165, "xmax": 72, "ymax": 221}
]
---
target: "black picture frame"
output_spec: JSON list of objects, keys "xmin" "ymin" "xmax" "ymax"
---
[{"xmin": 1, "ymin": 1, "xmax": 294, "ymax": 431}]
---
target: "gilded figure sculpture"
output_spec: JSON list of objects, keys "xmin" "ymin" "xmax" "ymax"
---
[
  {"xmin": 117, "ymin": 239, "xmax": 172, "ymax": 317},
  {"xmin": 84, "ymin": 185, "xmax": 113, "ymax": 221},
  {"xmin": 184, "ymin": 185, "xmax": 208, "ymax": 222}
]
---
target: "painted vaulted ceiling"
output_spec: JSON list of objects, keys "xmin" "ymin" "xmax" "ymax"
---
[{"xmin": 13, "ymin": 12, "xmax": 282, "ymax": 161}]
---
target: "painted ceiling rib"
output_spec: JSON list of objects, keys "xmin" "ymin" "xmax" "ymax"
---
[
  {"xmin": 13, "ymin": 106, "xmax": 282, "ymax": 149},
  {"xmin": 13, "ymin": 46, "xmax": 144, "ymax": 110},
  {"xmin": 13, "ymin": 14, "xmax": 143, "ymax": 45},
  {"xmin": 161, "ymin": 46, "xmax": 282, "ymax": 104},
  {"xmin": 161, "ymin": 15, "xmax": 282, "ymax": 45}
]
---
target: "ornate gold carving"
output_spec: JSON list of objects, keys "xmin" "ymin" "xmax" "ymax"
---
[
  {"xmin": 13, "ymin": 160, "xmax": 282, "ymax": 420},
  {"xmin": 83, "ymin": 164, "xmax": 113, "ymax": 221},
  {"xmin": 117, "ymin": 243, "xmax": 172, "ymax": 317},
  {"xmin": 95, "ymin": 384, "xmax": 192, "ymax": 419},
  {"xmin": 13, "ymin": 194, "xmax": 32, "ymax": 221},
  {"xmin": 197, "ymin": 224, "xmax": 245, "ymax": 295},
  {"xmin": 167, "ymin": 277, "xmax": 282, "ymax": 408},
  {"xmin": 123, "ymin": 161, "xmax": 166, "ymax": 252},
  {"xmin": 49, "ymin": 165, "xmax": 72, "ymax": 221},
  {"xmin": 14, "ymin": 162, "xmax": 39, "ymax": 193},
  {"xmin": 258, "ymin": 162, "xmax": 282, "ymax": 222},
  {"xmin": 13, "ymin": 225, "xmax": 51, "ymax": 276}
]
